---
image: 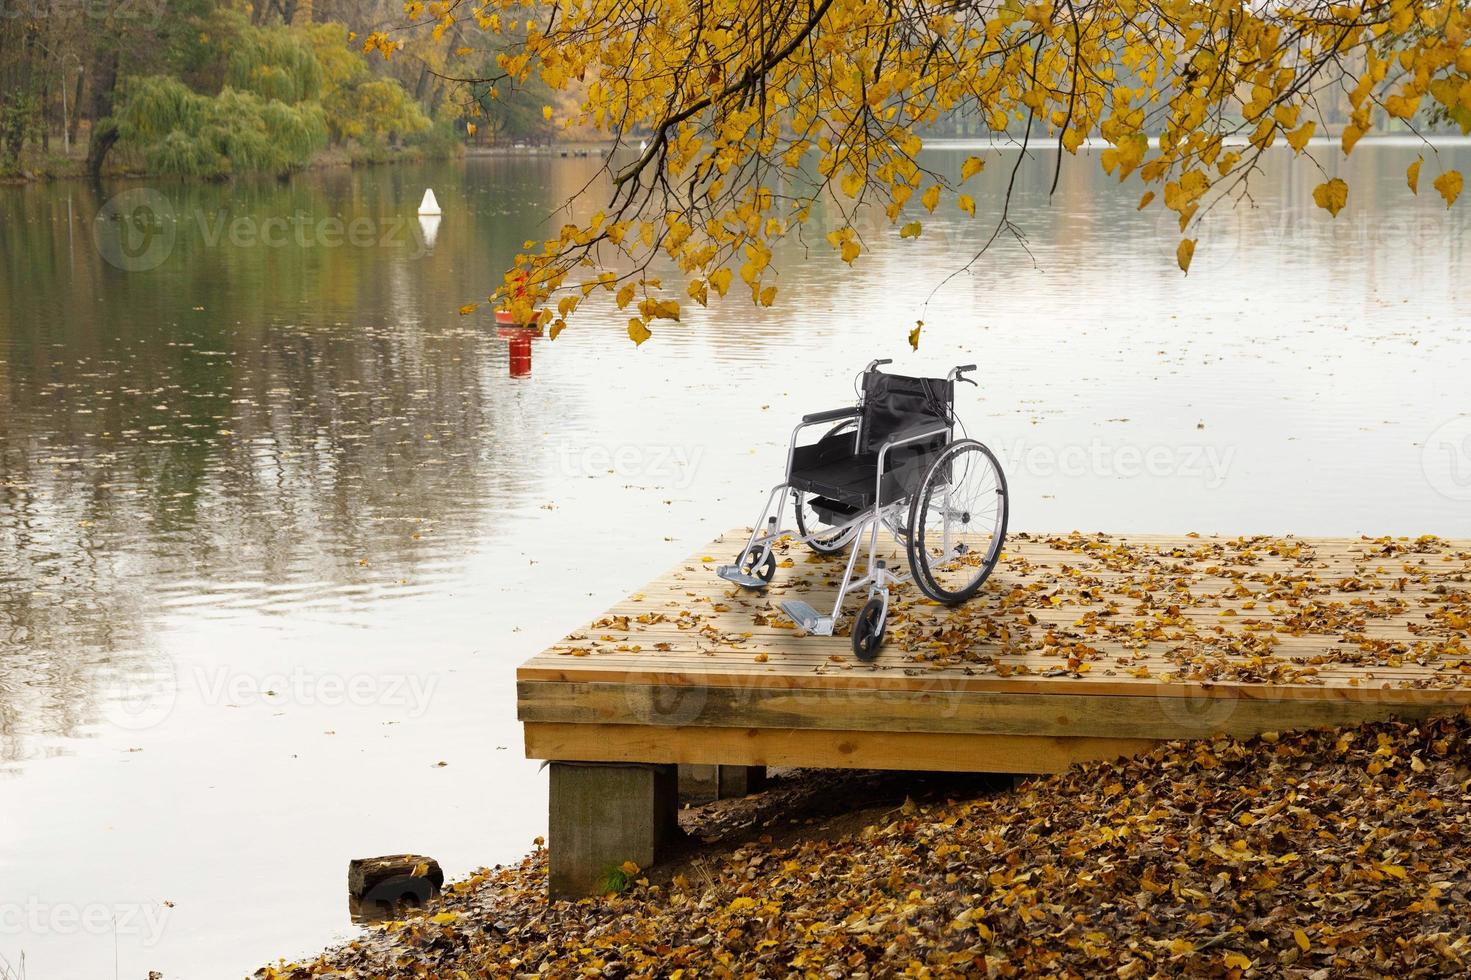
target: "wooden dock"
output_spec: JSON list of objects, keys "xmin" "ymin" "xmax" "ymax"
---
[{"xmin": 518, "ymin": 529, "xmax": 1471, "ymax": 894}]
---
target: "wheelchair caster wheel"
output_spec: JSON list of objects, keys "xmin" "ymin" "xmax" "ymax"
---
[
  {"xmin": 737, "ymin": 548, "xmax": 776, "ymax": 587},
  {"xmin": 852, "ymin": 596, "xmax": 887, "ymax": 661}
]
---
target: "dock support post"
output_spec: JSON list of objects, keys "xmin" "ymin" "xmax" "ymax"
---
[
  {"xmin": 548, "ymin": 762, "xmax": 678, "ymax": 898},
  {"xmin": 718, "ymin": 765, "xmax": 767, "ymax": 798},
  {"xmin": 678, "ymin": 765, "xmax": 768, "ymax": 801}
]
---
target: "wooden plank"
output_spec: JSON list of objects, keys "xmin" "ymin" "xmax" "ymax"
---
[
  {"xmin": 518, "ymin": 660, "xmax": 1471, "ymax": 702},
  {"xmin": 518, "ymin": 530, "xmax": 1471, "ymax": 774},
  {"xmin": 524, "ymin": 637, "xmax": 1471, "ymax": 670},
  {"xmin": 517, "ymin": 680, "xmax": 1467, "ymax": 739},
  {"xmin": 523, "ymin": 722, "xmax": 1157, "ymax": 774}
]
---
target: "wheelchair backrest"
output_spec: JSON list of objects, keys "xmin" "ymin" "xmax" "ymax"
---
[{"xmin": 858, "ymin": 372, "xmax": 954, "ymax": 454}]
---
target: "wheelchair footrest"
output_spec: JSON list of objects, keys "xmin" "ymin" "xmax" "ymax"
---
[
  {"xmin": 716, "ymin": 565, "xmax": 768, "ymax": 589},
  {"xmin": 780, "ymin": 600, "xmax": 835, "ymax": 636}
]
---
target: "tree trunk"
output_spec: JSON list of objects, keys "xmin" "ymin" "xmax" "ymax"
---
[
  {"xmin": 40, "ymin": 78, "xmax": 50, "ymax": 152},
  {"xmin": 85, "ymin": 48, "xmax": 119, "ymax": 177},
  {"xmin": 68, "ymin": 69, "xmax": 86, "ymax": 149},
  {"xmin": 88, "ymin": 48, "xmax": 118, "ymax": 123},
  {"xmin": 86, "ymin": 120, "xmax": 118, "ymax": 179}
]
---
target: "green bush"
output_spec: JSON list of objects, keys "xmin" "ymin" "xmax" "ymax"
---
[
  {"xmin": 326, "ymin": 77, "xmax": 430, "ymax": 145},
  {"xmin": 107, "ymin": 20, "xmax": 445, "ymax": 177},
  {"xmin": 114, "ymin": 75, "xmax": 327, "ymax": 178},
  {"xmin": 225, "ymin": 26, "xmax": 324, "ymax": 105}
]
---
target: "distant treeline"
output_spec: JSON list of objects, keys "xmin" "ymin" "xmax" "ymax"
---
[
  {"xmin": 0, "ymin": 0, "xmax": 558, "ymax": 178},
  {"xmin": 3, "ymin": 1, "xmax": 1460, "ymax": 179}
]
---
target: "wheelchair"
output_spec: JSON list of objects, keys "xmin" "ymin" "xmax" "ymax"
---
[{"xmin": 717, "ymin": 359, "xmax": 1009, "ymax": 660}]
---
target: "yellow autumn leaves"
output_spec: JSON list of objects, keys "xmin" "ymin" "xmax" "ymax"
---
[
  {"xmin": 1433, "ymin": 170, "xmax": 1464, "ymax": 208},
  {"xmin": 283, "ymin": 714, "xmax": 1471, "ymax": 980},
  {"xmin": 1176, "ymin": 239, "xmax": 1196, "ymax": 274},
  {"xmin": 409, "ymin": 0, "xmax": 1471, "ymax": 340},
  {"xmin": 1313, "ymin": 178, "xmax": 1349, "ymax": 218},
  {"xmin": 1314, "ymin": 164, "xmax": 1462, "ymax": 219}
]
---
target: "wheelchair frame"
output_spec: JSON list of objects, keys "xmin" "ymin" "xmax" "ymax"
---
[{"xmin": 716, "ymin": 359, "xmax": 980, "ymax": 646}]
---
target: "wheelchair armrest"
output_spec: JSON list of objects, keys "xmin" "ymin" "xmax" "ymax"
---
[
  {"xmin": 801, "ymin": 406, "xmax": 861, "ymax": 425},
  {"xmin": 877, "ymin": 423, "xmax": 949, "ymax": 467}
]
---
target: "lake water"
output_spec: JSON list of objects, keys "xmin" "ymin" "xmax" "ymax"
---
[{"xmin": 2, "ymin": 139, "xmax": 1469, "ymax": 978}]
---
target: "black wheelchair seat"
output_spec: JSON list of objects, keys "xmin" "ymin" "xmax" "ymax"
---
[{"xmin": 788, "ymin": 372, "xmax": 952, "ymax": 509}]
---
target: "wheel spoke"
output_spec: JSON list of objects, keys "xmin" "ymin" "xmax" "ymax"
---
[{"xmin": 906, "ymin": 441, "xmax": 1008, "ymax": 604}]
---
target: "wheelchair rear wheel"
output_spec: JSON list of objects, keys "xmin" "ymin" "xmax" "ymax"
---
[{"xmin": 906, "ymin": 440, "xmax": 1008, "ymax": 605}]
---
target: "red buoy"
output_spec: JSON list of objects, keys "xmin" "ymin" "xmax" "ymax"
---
[
  {"xmin": 493, "ymin": 272, "xmax": 543, "ymax": 376},
  {"xmin": 496, "ymin": 324, "xmax": 543, "ymax": 378},
  {"xmin": 495, "ymin": 270, "xmax": 534, "ymax": 327}
]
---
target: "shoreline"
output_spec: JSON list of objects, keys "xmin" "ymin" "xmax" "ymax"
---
[
  {"xmin": 261, "ymin": 713, "xmax": 1471, "ymax": 979},
  {"xmin": 9, "ymin": 132, "xmax": 1463, "ymax": 187},
  {"xmin": 0, "ymin": 141, "xmax": 617, "ymax": 187}
]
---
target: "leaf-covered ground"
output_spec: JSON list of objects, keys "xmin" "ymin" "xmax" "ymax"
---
[
  {"xmin": 547, "ymin": 532, "xmax": 1471, "ymax": 696},
  {"xmin": 261, "ymin": 713, "xmax": 1471, "ymax": 979}
]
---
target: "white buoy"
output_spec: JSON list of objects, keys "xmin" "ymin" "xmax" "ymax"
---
[
  {"xmin": 418, "ymin": 189, "xmax": 441, "ymax": 216},
  {"xmin": 418, "ymin": 213, "xmax": 441, "ymax": 249}
]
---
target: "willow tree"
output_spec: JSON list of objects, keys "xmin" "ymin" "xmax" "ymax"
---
[
  {"xmin": 386, "ymin": 0, "xmax": 1470, "ymax": 343},
  {"xmin": 114, "ymin": 76, "xmax": 328, "ymax": 177}
]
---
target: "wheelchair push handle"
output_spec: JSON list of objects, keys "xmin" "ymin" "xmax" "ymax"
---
[
  {"xmin": 865, "ymin": 358, "xmax": 893, "ymax": 372},
  {"xmin": 950, "ymin": 363, "xmax": 979, "ymax": 386}
]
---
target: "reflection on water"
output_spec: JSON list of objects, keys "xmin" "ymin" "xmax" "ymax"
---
[{"xmin": 1, "ymin": 142, "xmax": 1469, "ymax": 977}]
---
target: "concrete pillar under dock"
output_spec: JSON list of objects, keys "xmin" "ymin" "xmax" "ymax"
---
[{"xmin": 547, "ymin": 762, "xmax": 679, "ymax": 898}]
